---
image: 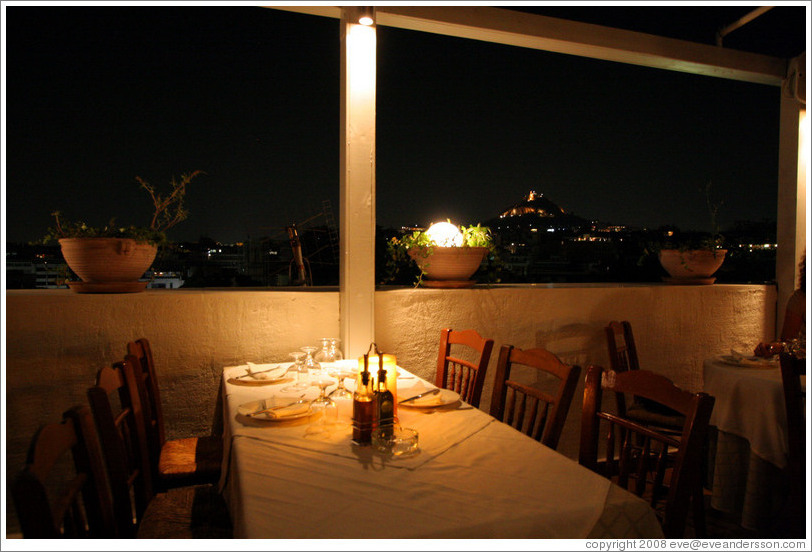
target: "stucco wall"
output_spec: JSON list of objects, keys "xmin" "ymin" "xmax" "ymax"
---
[
  {"xmin": 4, "ymin": 284, "xmax": 776, "ymax": 535},
  {"xmin": 375, "ymin": 283, "xmax": 777, "ymax": 460}
]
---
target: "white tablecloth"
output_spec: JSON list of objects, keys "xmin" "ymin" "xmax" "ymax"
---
[
  {"xmin": 703, "ymin": 355, "xmax": 805, "ymax": 469},
  {"xmin": 703, "ymin": 356, "xmax": 806, "ymax": 532},
  {"xmin": 219, "ymin": 363, "xmax": 664, "ymax": 539}
]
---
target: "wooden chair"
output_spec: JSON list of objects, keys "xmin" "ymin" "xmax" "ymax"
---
[
  {"xmin": 127, "ymin": 338, "xmax": 223, "ymax": 491},
  {"xmin": 12, "ymin": 405, "xmax": 116, "ymax": 538},
  {"xmin": 489, "ymin": 345, "xmax": 580, "ymax": 450},
  {"xmin": 605, "ymin": 321, "xmax": 712, "ymax": 536},
  {"xmin": 605, "ymin": 321, "xmax": 685, "ymax": 429},
  {"xmin": 773, "ymin": 352, "xmax": 806, "ymax": 537},
  {"xmin": 579, "ymin": 365, "xmax": 715, "ymax": 538},
  {"xmin": 435, "ymin": 328, "xmax": 494, "ymax": 408},
  {"xmin": 88, "ymin": 355, "xmax": 232, "ymax": 538}
]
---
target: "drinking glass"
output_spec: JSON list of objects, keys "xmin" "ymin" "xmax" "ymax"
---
[
  {"xmin": 314, "ymin": 338, "xmax": 332, "ymax": 364},
  {"xmin": 329, "ymin": 338, "xmax": 344, "ymax": 361},
  {"xmin": 307, "ymin": 372, "xmax": 338, "ymax": 437},
  {"xmin": 300, "ymin": 345, "xmax": 323, "ymax": 377},
  {"xmin": 327, "ymin": 364, "xmax": 355, "ymax": 400},
  {"xmin": 314, "ymin": 338, "xmax": 344, "ymax": 365},
  {"xmin": 280, "ymin": 351, "xmax": 308, "ymax": 392}
]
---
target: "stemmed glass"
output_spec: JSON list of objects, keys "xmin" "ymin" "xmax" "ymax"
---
[
  {"xmin": 307, "ymin": 372, "xmax": 338, "ymax": 436},
  {"xmin": 280, "ymin": 351, "xmax": 308, "ymax": 392},
  {"xmin": 327, "ymin": 364, "xmax": 355, "ymax": 400},
  {"xmin": 328, "ymin": 338, "xmax": 344, "ymax": 361},
  {"xmin": 301, "ymin": 345, "xmax": 322, "ymax": 377},
  {"xmin": 314, "ymin": 338, "xmax": 333, "ymax": 364},
  {"xmin": 314, "ymin": 338, "xmax": 344, "ymax": 365}
]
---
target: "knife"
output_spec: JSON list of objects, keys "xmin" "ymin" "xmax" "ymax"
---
[{"xmin": 399, "ymin": 388, "xmax": 440, "ymax": 404}]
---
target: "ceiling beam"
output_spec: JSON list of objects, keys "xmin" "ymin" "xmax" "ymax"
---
[{"xmin": 269, "ymin": 5, "xmax": 787, "ymax": 86}]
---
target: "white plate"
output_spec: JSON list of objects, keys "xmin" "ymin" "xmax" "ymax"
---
[
  {"xmin": 718, "ymin": 354, "xmax": 778, "ymax": 369},
  {"xmin": 399, "ymin": 388, "xmax": 460, "ymax": 408},
  {"xmin": 238, "ymin": 398, "xmax": 312, "ymax": 421}
]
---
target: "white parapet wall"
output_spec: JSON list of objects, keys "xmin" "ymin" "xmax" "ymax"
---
[
  {"xmin": 4, "ymin": 284, "xmax": 775, "ymax": 534},
  {"xmin": 374, "ymin": 283, "xmax": 777, "ymax": 458}
]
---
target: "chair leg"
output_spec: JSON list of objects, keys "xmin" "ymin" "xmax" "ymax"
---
[{"xmin": 692, "ymin": 485, "xmax": 707, "ymax": 538}]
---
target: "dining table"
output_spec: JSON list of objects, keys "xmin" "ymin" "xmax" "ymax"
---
[
  {"xmin": 217, "ymin": 360, "xmax": 665, "ymax": 539},
  {"xmin": 702, "ymin": 353, "xmax": 806, "ymax": 533}
]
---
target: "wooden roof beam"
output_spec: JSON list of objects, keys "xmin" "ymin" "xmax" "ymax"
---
[{"xmin": 270, "ymin": 5, "xmax": 788, "ymax": 86}]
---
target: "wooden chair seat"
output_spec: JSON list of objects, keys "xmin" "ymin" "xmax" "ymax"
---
[
  {"xmin": 627, "ymin": 402, "xmax": 686, "ymax": 430},
  {"xmin": 435, "ymin": 328, "xmax": 494, "ymax": 408},
  {"xmin": 137, "ymin": 484, "xmax": 232, "ymax": 539},
  {"xmin": 159, "ymin": 436, "xmax": 223, "ymax": 485},
  {"xmin": 128, "ymin": 338, "xmax": 223, "ymax": 490}
]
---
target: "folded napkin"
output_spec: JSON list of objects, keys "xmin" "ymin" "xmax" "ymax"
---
[
  {"xmin": 243, "ymin": 362, "xmax": 287, "ymax": 380},
  {"xmin": 255, "ymin": 401, "xmax": 311, "ymax": 420},
  {"xmin": 408, "ymin": 392, "xmax": 447, "ymax": 407},
  {"xmin": 400, "ymin": 384, "xmax": 457, "ymax": 407}
]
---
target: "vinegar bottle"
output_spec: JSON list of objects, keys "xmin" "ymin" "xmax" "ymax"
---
[{"xmin": 352, "ymin": 369, "xmax": 374, "ymax": 445}]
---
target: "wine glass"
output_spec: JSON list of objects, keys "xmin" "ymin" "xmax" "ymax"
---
[
  {"xmin": 307, "ymin": 372, "xmax": 338, "ymax": 436},
  {"xmin": 313, "ymin": 338, "xmax": 332, "ymax": 364},
  {"xmin": 329, "ymin": 338, "xmax": 344, "ymax": 361},
  {"xmin": 327, "ymin": 363, "xmax": 355, "ymax": 400},
  {"xmin": 314, "ymin": 337, "xmax": 344, "ymax": 369},
  {"xmin": 300, "ymin": 345, "xmax": 322, "ymax": 377},
  {"xmin": 280, "ymin": 351, "xmax": 308, "ymax": 392}
]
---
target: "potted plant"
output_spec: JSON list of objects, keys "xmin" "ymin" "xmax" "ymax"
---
[
  {"xmin": 656, "ymin": 183, "xmax": 728, "ymax": 285},
  {"xmin": 44, "ymin": 170, "xmax": 203, "ymax": 293},
  {"xmin": 385, "ymin": 221, "xmax": 499, "ymax": 288}
]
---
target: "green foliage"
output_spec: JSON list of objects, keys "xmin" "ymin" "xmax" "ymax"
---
[
  {"xmin": 638, "ymin": 181, "xmax": 726, "ymax": 266},
  {"xmin": 461, "ymin": 223, "xmax": 492, "ymax": 247},
  {"xmin": 384, "ymin": 222, "xmax": 500, "ymax": 286},
  {"xmin": 42, "ymin": 171, "xmax": 204, "ymax": 246}
]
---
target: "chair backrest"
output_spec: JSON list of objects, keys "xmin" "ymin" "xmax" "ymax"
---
[
  {"xmin": 435, "ymin": 328, "xmax": 494, "ymax": 408},
  {"xmin": 605, "ymin": 321, "xmax": 640, "ymax": 373},
  {"xmin": 776, "ymin": 352, "xmax": 806, "ymax": 537},
  {"xmin": 12, "ymin": 405, "xmax": 115, "ymax": 538},
  {"xmin": 779, "ymin": 352, "xmax": 806, "ymax": 476},
  {"xmin": 127, "ymin": 338, "xmax": 166, "ymax": 482},
  {"xmin": 606, "ymin": 320, "xmax": 651, "ymax": 416},
  {"xmin": 579, "ymin": 365, "xmax": 715, "ymax": 538},
  {"xmin": 489, "ymin": 345, "xmax": 581, "ymax": 450},
  {"xmin": 87, "ymin": 355, "xmax": 154, "ymax": 537}
]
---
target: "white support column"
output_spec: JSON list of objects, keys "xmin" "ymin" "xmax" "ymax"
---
[
  {"xmin": 339, "ymin": 8, "xmax": 377, "ymax": 358},
  {"xmin": 775, "ymin": 56, "xmax": 807, "ymax": 335}
]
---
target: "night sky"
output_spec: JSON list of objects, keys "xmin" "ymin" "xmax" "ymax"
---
[{"xmin": 3, "ymin": 4, "xmax": 798, "ymax": 244}]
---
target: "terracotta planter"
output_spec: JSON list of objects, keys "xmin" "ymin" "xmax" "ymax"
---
[
  {"xmin": 658, "ymin": 249, "xmax": 727, "ymax": 285},
  {"xmin": 408, "ymin": 246, "xmax": 488, "ymax": 288},
  {"xmin": 59, "ymin": 238, "xmax": 158, "ymax": 293}
]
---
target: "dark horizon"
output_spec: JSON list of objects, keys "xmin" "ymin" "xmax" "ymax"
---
[{"xmin": 4, "ymin": 5, "xmax": 793, "ymax": 245}]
